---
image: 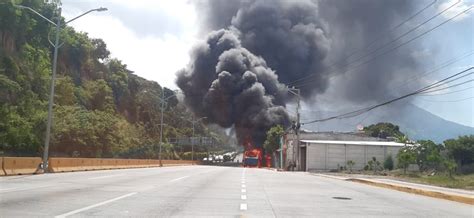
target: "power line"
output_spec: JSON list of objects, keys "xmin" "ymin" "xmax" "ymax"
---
[
  {"xmin": 386, "ymin": 51, "xmax": 474, "ymax": 91},
  {"xmin": 419, "ymin": 78, "xmax": 474, "ymax": 94},
  {"xmin": 290, "ymin": 4, "xmax": 472, "ymax": 88},
  {"xmin": 418, "ymin": 96, "xmax": 474, "ymax": 102},
  {"xmin": 339, "ymin": 0, "xmax": 459, "ymax": 70},
  {"xmin": 418, "ymin": 73, "xmax": 473, "ymax": 93},
  {"xmin": 326, "ymin": 0, "xmax": 439, "ymax": 74},
  {"xmin": 418, "ymin": 86, "xmax": 473, "ymax": 96},
  {"xmin": 302, "ymin": 67, "xmax": 473, "ymax": 124}
]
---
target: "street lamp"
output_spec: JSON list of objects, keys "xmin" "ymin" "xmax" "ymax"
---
[
  {"xmin": 181, "ymin": 116, "xmax": 207, "ymax": 162},
  {"xmin": 14, "ymin": 3, "xmax": 107, "ymax": 172},
  {"xmin": 158, "ymin": 90, "xmax": 180, "ymax": 166}
]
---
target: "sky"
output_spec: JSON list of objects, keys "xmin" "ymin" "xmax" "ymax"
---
[{"xmin": 60, "ymin": 0, "xmax": 473, "ymax": 127}]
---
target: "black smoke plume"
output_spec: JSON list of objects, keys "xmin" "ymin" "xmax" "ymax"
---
[
  {"xmin": 176, "ymin": 30, "xmax": 290, "ymax": 146},
  {"xmin": 177, "ymin": 0, "xmax": 421, "ymax": 145}
]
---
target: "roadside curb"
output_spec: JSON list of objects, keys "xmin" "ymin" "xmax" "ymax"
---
[
  {"xmin": 347, "ymin": 178, "xmax": 474, "ymax": 205},
  {"xmin": 310, "ymin": 173, "xmax": 347, "ymax": 180}
]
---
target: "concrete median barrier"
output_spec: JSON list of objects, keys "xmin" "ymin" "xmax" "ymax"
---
[
  {"xmin": 1, "ymin": 157, "xmax": 198, "ymax": 176},
  {"xmin": 0, "ymin": 157, "xmax": 5, "ymax": 176},
  {"xmin": 3, "ymin": 157, "xmax": 42, "ymax": 175}
]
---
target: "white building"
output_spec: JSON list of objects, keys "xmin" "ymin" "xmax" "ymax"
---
[
  {"xmin": 302, "ymin": 140, "xmax": 405, "ymax": 171},
  {"xmin": 279, "ymin": 131, "xmax": 407, "ymax": 171}
]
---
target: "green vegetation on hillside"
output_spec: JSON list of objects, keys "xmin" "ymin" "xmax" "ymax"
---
[
  {"xmin": 363, "ymin": 122, "xmax": 405, "ymax": 139},
  {"xmin": 0, "ymin": 0, "xmax": 228, "ymax": 158}
]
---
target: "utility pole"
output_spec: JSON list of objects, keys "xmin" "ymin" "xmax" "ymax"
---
[
  {"xmin": 288, "ymin": 87, "xmax": 301, "ymax": 171},
  {"xmin": 14, "ymin": 3, "xmax": 107, "ymax": 172}
]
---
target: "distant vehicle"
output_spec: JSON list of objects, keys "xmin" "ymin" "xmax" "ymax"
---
[{"xmin": 243, "ymin": 148, "xmax": 263, "ymax": 168}]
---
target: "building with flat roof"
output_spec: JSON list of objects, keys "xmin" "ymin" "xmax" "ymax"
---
[
  {"xmin": 301, "ymin": 140, "xmax": 405, "ymax": 171},
  {"xmin": 278, "ymin": 131, "xmax": 407, "ymax": 171}
]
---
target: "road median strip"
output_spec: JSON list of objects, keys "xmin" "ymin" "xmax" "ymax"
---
[{"xmin": 346, "ymin": 178, "xmax": 473, "ymax": 205}]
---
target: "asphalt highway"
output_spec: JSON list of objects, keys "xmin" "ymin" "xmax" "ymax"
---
[{"xmin": 0, "ymin": 166, "xmax": 471, "ymax": 217}]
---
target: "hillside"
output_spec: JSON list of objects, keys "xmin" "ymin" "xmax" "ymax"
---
[
  {"xmin": 303, "ymin": 104, "xmax": 473, "ymax": 143},
  {"xmin": 0, "ymin": 1, "xmax": 227, "ymax": 158}
]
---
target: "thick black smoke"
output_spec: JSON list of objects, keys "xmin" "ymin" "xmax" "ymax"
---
[
  {"xmin": 196, "ymin": 0, "xmax": 331, "ymax": 98},
  {"xmin": 178, "ymin": 0, "xmax": 422, "ymax": 145},
  {"xmin": 176, "ymin": 30, "xmax": 290, "ymax": 145}
]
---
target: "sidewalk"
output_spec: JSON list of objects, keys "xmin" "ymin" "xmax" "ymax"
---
[{"xmin": 310, "ymin": 173, "xmax": 474, "ymax": 205}]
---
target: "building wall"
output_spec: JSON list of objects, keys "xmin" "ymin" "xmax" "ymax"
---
[{"xmin": 306, "ymin": 143, "xmax": 401, "ymax": 171}]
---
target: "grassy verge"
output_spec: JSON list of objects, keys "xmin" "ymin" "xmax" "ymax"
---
[{"xmin": 390, "ymin": 171, "xmax": 474, "ymax": 190}]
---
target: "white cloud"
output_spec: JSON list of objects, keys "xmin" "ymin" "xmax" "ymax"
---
[
  {"xmin": 438, "ymin": 0, "xmax": 473, "ymax": 21},
  {"xmin": 61, "ymin": 0, "xmax": 198, "ymax": 89}
]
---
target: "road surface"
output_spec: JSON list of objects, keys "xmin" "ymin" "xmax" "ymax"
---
[{"xmin": 0, "ymin": 166, "xmax": 471, "ymax": 217}]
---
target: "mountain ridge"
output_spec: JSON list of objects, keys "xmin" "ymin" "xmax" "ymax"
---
[{"xmin": 302, "ymin": 104, "xmax": 473, "ymax": 143}]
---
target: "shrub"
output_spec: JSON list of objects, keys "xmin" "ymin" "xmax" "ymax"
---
[
  {"xmin": 384, "ymin": 155, "xmax": 394, "ymax": 171},
  {"xmin": 347, "ymin": 160, "xmax": 355, "ymax": 173}
]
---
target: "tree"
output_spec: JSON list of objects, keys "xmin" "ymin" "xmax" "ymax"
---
[
  {"xmin": 384, "ymin": 155, "xmax": 394, "ymax": 171},
  {"xmin": 91, "ymin": 38, "xmax": 110, "ymax": 60},
  {"xmin": 0, "ymin": 0, "xmax": 233, "ymax": 159},
  {"xmin": 397, "ymin": 146, "xmax": 417, "ymax": 174},
  {"xmin": 368, "ymin": 157, "xmax": 381, "ymax": 174},
  {"xmin": 363, "ymin": 122, "xmax": 404, "ymax": 139},
  {"xmin": 263, "ymin": 125, "xmax": 284, "ymax": 154},
  {"xmin": 80, "ymin": 79, "xmax": 114, "ymax": 112},
  {"xmin": 415, "ymin": 140, "xmax": 443, "ymax": 171},
  {"xmin": 395, "ymin": 134, "xmax": 409, "ymax": 144},
  {"xmin": 444, "ymin": 135, "xmax": 474, "ymax": 168},
  {"xmin": 346, "ymin": 160, "xmax": 355, "ymax": 173},
  {"xmin": 54, "ymin": 76, "xmax": 77, "ymax": 106},
  {"xmin": 443, "ymin": 158, "xmax": 457, "ymax": 178}
]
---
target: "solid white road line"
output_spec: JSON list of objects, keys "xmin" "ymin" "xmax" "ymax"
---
[
  {"xmin": 55, "ymin": 192, "xmax": 137, "ymax": 218},
  {"xmin": 87, "ymin": 174, "xmax": 125, "ymax": 180},
  {"xmin": 240, "ymin": 203, "xmax": 248, "ymax": 210},
  {"xmin": 169, "ymin": 176, "xmax": 190, "ymax": 182},
  {"xmin": 241, "ymin": 195, "xmax": 247, "ymax": 200}
]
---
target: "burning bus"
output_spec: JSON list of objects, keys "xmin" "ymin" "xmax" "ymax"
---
[{"xmin": 242, "ymin": 137, "xmax": 271, "ymax": 168}]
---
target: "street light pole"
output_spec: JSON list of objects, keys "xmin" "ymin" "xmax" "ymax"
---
[
  {"xmin": 192, "ymin": 117, "xmax": 195, "ymax": 162},
  {"xmin": 181, "ymin": 116, "xmax": 207, "ymax": 162},
  {"xmin": 158, "ymin": 90, "xmax": 179, "ymax": 166},
  {"xmin": 159, "ymin": 90, "xmax": 165, "ymax": 166},
  {"xmin": 42, "ymin": 7, "xmax": 61, "ymax": 172},
  {"xmin": 14, "ymin": 4, "xmax": 107, "ymax": 172}
]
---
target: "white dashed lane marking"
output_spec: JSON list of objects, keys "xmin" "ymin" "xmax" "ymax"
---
[
  {"xmin": 240, "ymin": 168, "xmax": 247, "ymax": 211},
  {"xmin": 169, "ymin": 176, "xmax": 189, "ymax": 182},
  {"xmin": 55, "ymin": 192, "xmax": 137, "ymax": 218},
  {"xmin": 87, "ymin": 174, "xmax": 124, "ymax": 180}
]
